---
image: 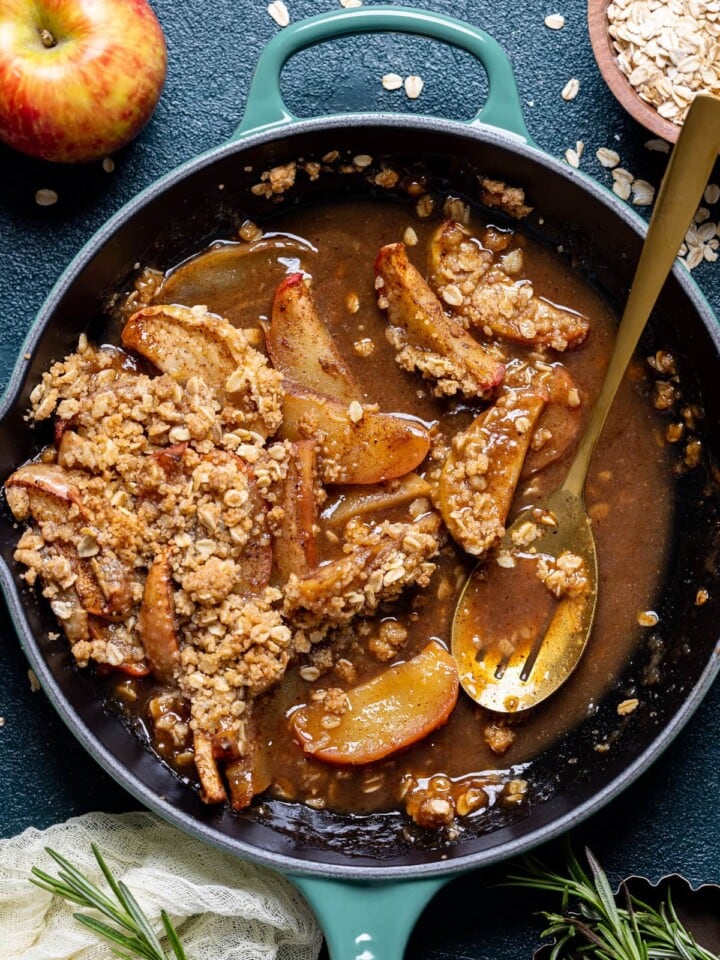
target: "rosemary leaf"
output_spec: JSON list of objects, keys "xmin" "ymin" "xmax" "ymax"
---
[
  {"xmin": 44, "ymin": 848, "xmax": 133, "ymax": 929},
  {"xmin": 93, "ymin": 843, "xmax": 129, "ymax": 906},
  {"xmin": 509, "ymin": 848, "xmax": 719, "ymax": 960},
  {"xmin": 30, "ymin": 845, "xmax": 189, "ymax": 960},
  {"xmin": 162, "ymin": 911, "xmax": 189, "ymax": 960},
  {"xmin": 73, "ymin": 914, "xmax": 156, "ymax": 960},
  {"xmin": 30, "ymin": 869, "xmax": 89, "ymax": 906},
  {"xmin": 118, "ymin": 880, "xmax": 167, "ymax": 955}
]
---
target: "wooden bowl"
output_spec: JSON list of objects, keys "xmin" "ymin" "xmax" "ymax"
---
[{"xmin": 587, "ymin": 0, "xmax": 681, "ymax": 143}]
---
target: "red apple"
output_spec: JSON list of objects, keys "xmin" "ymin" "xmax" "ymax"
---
[{"xmin": 0, "ymin": 0, "xmax": 167, "ymax": 163}]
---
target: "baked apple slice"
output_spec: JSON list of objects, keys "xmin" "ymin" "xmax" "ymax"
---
[
  {"xmin": 283, "ymin": 513, "xmax": 440, "ymax": 629},
  {"xmin": 138, "ymin": 550, "xmax": 181, "ymax": 684},
  {"xmin": 375, "ymin": 242, "xmax": 505, "ymax": 398},
  {"xmin": 273, "ymin": 440, "xmax": 319, "ymax": 582},
  {"xmin": 5, "ymin": 463, "xmax": 132, "ymax": 618},
  {"xmin": 122, "ymin": 304, "xmax": 245, "ymax": 394},
  {"xmin": 156, "ymin": 233, "xmax": 317, "ymax": 326},
  {"xmin": 87, "ymin": 618, "xmax": 151, "ymax": 676},
  {"xmin": 4, "ymin": 462, "xmax": 88, "ymax": 523},
  {"xmin": 290, "ymin": 641, "xmax": 459, "ymax": 764},
  {"xmin": 280, "ymin": 384, "xmax": 430, "ymax": 485},
  {"xmin": 225, "ymin": 719, "xmax": 272, "ymax": 811},
  {"xmin": 437, "ymin": 390, "xmax": 547, "ymax": 556},
  {"xmin": 121, "ymin": 303, "xmax": 283, "ymax": 435},
  {"xmin": 193, "ymin": 731, "xmax": 228, "ymax": 804},
  {"xmin": 325, "ymin": 472, "xmax": 431, "ymax": 527},
  {"xmin": 429, "ymin": 220, "xmax": 590, "ymax": 351},
  {"xmin": 267, "ymin": 273, "xmax": 361, "ymax": 403}
]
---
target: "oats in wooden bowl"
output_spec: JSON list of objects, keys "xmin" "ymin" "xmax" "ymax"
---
[{"xmin": 588, "ymin": 0, "xmax": 720, "ymax": 143}]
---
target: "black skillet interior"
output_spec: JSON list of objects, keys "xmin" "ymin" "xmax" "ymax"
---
[{"xmin": 1, "ymin": 118, "xmax": 720, "ymax": 877}]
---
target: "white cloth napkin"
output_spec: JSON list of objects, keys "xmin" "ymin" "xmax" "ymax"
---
[{"xmin": 0, "ymin": 810, "xmax": 322, "ymax": 960}]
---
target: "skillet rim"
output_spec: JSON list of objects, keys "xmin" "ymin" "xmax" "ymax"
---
[{"xmin": 2, "ymin": 113, "xmax": 719, "ymax": 880}]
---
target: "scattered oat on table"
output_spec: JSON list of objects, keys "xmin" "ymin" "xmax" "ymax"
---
[
  {"xmin": 102, "ymin": 156, "xmax": 115, "ymax": 174},
  {"xmin": 611, "ymin": 167, "xmax": 634, "ymax": 200},
  {"xmin": 631, "ymin": 179, "xmax": 655, "ymax": 206},
  {"xmin": 35, "ymin": 188, "xmax": 58, "ymax": 207},
  {"xmin": 339, "ymin": 0, "xmax": 362, "ymax": 6},
  {"xmin": 596, "ymin": 146, "xmax": 621, "ymax": 168},
  {"xmin": 404, "ymin": 75, "xmax": 424, "ymax": 99},
  {"xmin": 381, "ymin": 73, "xmax": 403, "ymax": 91},
  {"xmin": 608, "ymin": 0, "xmax": 720, "ymax": 126},
  {"xmin": 28, "ymin": 669, "xmax": 40, "ymax": 692},
  {"xmin": 613, "ymin": 179, "xmax": 631, "ymax": 200},
  {"xmin": 267, "ymin": 0, "xmax": 289, "ymax": 27},
  {"xmin": 564, "ymin": 140, "xmax": 584, "ymax": 168},
  {"xmin": 561, "ymin": 78, "xmax": 580, "ymax": 100},
  {"xmin": 644, "ymin": 138, "xmax": 670, "ymax": 153},
  {"xmin": 596, "ymin": 154, "xmax": 718, "ymax": 274},
  {"xmin": 674, "ymin": 205, "xmax": 720, "ymax": 270},
  {"xmin": 545, "ymin": 12, "xmax": 566, "ymax": 28}
]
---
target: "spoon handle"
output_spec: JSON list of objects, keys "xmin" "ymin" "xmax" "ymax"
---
[{"xmin": 563, "ymin": 93, "xmax": 720, "ymax": 500}]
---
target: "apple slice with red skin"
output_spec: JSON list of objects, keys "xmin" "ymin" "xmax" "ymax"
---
[
  {"xmin": 122, "ymin": 304, "xmax": 249, "ymax": 400},
  {"xmin": 4, "ymin": 462, "xmax": 88, "ymax": 522},
  {"xmin": 273, "ymin": 440, "xmax": 319, "ymax": 582},
  {"xmin": 138, "ymin": 550, "xmax": 180, "ymax": 684},
  {"xmin": 89, "ymin": 619, "xmax": 151, "ymax": 677},
  {"xmin": 5, "ymin": 462, "xmax": 132, "ymax": 617},
  {"xmin": 280, "ymin": 384, "xmax": 431, "ymax": 485},
  {"xmin": 71, "ymin": 548, "xmax": 132, "ymax": 619},
  {"xmin": 290, "ymin": 640, "xmax": 459, "ymax": 765},
  {"xmin": 0, "ymin": 0, "xmax": 167, "ymax": 163},
  {"xmin": 267, "ymin": 273, "xmax": 362, "ymax": 404}
]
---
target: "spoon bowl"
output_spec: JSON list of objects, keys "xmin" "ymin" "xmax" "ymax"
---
[
  {"xmin": 451, "ymin": 93, "xmax": 720, "ymax": 713},
  {"xmin": 453, "ymin": 487, "xmax": 597, "ymax": 712}
]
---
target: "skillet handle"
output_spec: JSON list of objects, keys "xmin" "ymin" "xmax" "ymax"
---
[
  {"xmin": 232, "ymin": 5, "xmax": 533, "ymax": 143},
  {"xmin": 290, "ymin": 873, "xmax": 448, "ymax": 960}
]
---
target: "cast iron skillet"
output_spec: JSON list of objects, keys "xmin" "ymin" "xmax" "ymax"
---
[{"xmin": 2, "ymin": 8, "xmax": 720, "ymax": 958}]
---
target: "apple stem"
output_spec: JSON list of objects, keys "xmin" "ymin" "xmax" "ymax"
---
[{"xmin": 39, "ymin": 28, "xmax": 56, "ymax": 48}]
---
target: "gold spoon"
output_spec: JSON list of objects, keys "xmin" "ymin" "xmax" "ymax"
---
[{"xmin": 451, "ymin": 93, "xmax": 720, "ymax": 714}]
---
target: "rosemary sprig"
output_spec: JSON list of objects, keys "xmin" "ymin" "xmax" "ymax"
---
[
  {"xmin": 30, "ymin": 844, "xmax": 188, "ymax": 960},
  {"xmin": 508, "ymin": 847, "xmax": 719, "ymax": 960}
]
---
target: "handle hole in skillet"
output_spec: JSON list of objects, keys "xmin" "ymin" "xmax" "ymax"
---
[{"xmin": 281, "ymin": 34, "xmax": 489, "ymax": 122}]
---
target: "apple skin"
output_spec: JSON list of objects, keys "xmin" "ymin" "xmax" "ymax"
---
[{"xmin": 0, "ymin": 0, "xmax": 167, "ymax": 163}]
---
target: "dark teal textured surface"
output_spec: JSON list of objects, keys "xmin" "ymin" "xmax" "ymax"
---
[{"xmin": 2, "ymin": 1, "xmax": 720, "ymax": 957}]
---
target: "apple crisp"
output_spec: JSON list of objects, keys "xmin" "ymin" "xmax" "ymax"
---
[{"xmin": 4, "ymin": 196, "xmax": 674, "ymax": 830}]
